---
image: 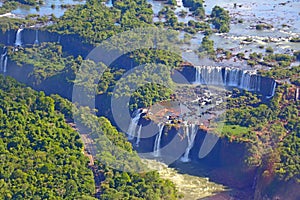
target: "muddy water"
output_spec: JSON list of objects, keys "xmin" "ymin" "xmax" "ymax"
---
[{"xmin": 143, "ymin": 159, "xmax": 227, "ymax": 200}]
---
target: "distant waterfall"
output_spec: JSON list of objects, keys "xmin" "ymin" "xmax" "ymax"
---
[
  {"xmin": 15, "ymin": 28, "xmax": 23, "ymax": 46},
  {"xmin": 0, "ymin": 52, "xmax": 4, "ymax": 72},
  {"xmin": 267, "ymin": 81, "xmax": 277, "ymax": 99},
  {"xmin": 195, "ymin": 66, "xmax": 260, "ymax": 91},
  {"xmin": 127, "ymin": 111, "xmax": 142, "ymax": 140},
  {"xmin": 0, "ymin": 47, "xmax": 7, "ymax": 73},
  {"xmin": 181, "ymin": 124, "xmax": 198, "ymax": 162},
  {"xmin": 136, "ymin": 125, "xmax": 142, "ymax": 147},
  {"xmin": 153, "ymin": 123, "xmax": 164, "ymax": 157},
  {"xmin": 34, "ymin": 30, "xmax": 39, "ymax": 45},
  {"xmin": 196, "ymin": 66, "xmax": 223, "ymax": 85},
  {"xmin": 3, "ymin": 56, "xmax": 7, "ymax": 73},
  {"xmin": 296, "ymin": 88, "xmax": 299, "ymax": 101}
]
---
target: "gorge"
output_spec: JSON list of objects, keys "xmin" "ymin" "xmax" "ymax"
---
[
  {"xmin": 0, "ymin": 23, "xmax": 297, "ymax": 200},
  {"xmin": 0, "ymin": 0, "xmax": 299, "ymax": 199}
]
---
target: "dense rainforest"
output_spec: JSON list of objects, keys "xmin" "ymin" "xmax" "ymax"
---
[
  {"xmin": 0, "ymin": 76, "xmax": 95, "ymax": 199},
  {"xmin": 0, "ymin": 75, "xmax": 180, "ymax": 199}
]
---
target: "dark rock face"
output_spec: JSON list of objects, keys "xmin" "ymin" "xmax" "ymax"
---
[
  {"xmin": 0, "ymin": 28, "xmax": 95, "ymax": 99},
  {"xmin": 133, "ymin": 121, "xmax": 299, "ymax": 199},
  {"xmin": 5, "ymin": 60, "xmax": 73, "ymax": 99},
  {"xmin": 0, "ymin": 29, "xmax": 94, "ymax": 57},
  {"xmin": 132, "ymin": 122, "xmax": 256, "ymax": 190}
]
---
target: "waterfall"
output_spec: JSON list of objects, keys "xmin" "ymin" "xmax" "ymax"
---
[
  {"xmin": 267, "ymin": 81, "xmax": 277, "ymax": 99},
  {"xmin": 136, "ymin": 125, "xmax": 142, "ymax": 147},
  {"xmin": 227, "ymin": 68, "xmax": 239, "ymax": 87},
  {"xmin": 194, "ymin": 66, "xmax": 266, "ymax": 93},
  {"xmin": 15, "ymin": 28, "xmax": 23, "ymax": 46},
  {"xmin": 181, "ymin": 124, "xmax": 198, "ymax": 162},
  {"xmin": 0, "ymin": 53, "xmax": 4, "ymax": 72},
  {"xmin": 34, "ymin": 30, "xmax": 39, "ymax": 45},
  {"xmin": 3, "ymin": 56, "xmax": 7, "ymax": 73},
  {"xmin": 240, "ymin": 70, "xmax": 252, "ymax": 90},
  {"xmin": 153, "ymin": 123, "xmax": 164, "ymax": 157},
  {"xmin": 127, "ymin": 111, "xmax": 142, "ymax": 140},
  {"xmin": 0, "ymin": 47, "xmax": 7, "ymax": 73},
  {"xmin": 296, "ymin": 88, "xmax": 299, "ymax": 101},
  {"xmin": 195, "ymin": 66, "xmax": 223, "ymax": 85},
  {"xmin": 195, "ymin": 66, "xmax": 201, "ymax": 84}
]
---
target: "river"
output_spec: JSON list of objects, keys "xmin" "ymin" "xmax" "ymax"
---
[
  {"xmin": 11, "ymin": 0, "xmax": 87, "ymax": 17},
  {"xmin": 143, "ymin": 159, "xmax": 227, "ymax": 200},
  {"xmin": 1, "ymin": 0, "xmax": 299, "ymax": 199}
]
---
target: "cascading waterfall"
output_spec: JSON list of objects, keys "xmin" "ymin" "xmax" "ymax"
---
[
  {"xmin": 136, "ymin": 125, "xmax": 142, "ymax": 147},
  {"xmin": 0, "ymin": 53, "xmax": 4, "ymax": 72},
  {"xmin": 3, "ymin": 56, "xmax": 7, "ymax": 73},
  {"xmin": 181, "ymin": 124, "xmax": 198, "ymax": 162},
  {"xmin": 153, "ymin": 123, "xmax": 164, "ymax": 157},
  {"xmin": 34, "ymin": 30, "xmax": 39, "ymax": 45},
  {"xmin": 267, "ymin": 81, "xmax": 277, "ymax": 99},
  {"xmin": 271, "ymin": 81, "xmax": 276, "ymax": 97},
  {"xmin": 15, "ymin": 28, "xmax": 23, "ymax": 46},
  {"xmin": 0, "ymin": 47, "xmax": 7, "ymax": 73},
  {"xmin": 195, "ymin": 66, "xmax": 223, "ymax": 85},
  {"xmin": 240, "ymin": 70, "xmax": 251, "ymax": 90},
  {"xmin": 226, "ymin": 68, "xmax": 239, "ymax": 87},
  {"xmin": 296, "ymin": 87, "xmax": 299, "ymax": 101},
  {"xmin": 127, "ymin": 111, "xmax": 142, "ymax": 140},
  {"xmin": 194, "ymin": 66, "xmax": 263, "ymax": 92}
]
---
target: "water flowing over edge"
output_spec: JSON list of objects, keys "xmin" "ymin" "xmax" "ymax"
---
[
  {"xmin": 127, "ymin": 110, "xmax": 142, "ymax": 140},
  {"xmin": 15, "ymin": 28, "xmax": 23, "ymax": 47},
  {"xmin": 0, "ymin": 46, "xmax": 8, "ymax": 73},
  {"xmin": 194, "ymin": 65, "xmax": 276, "ymax": 97},
  {"xmin": 181, "ymin": 124, "xmax": 198, "ymax": 162},
  {"xmin": 153, "ymin": 123, "xmax": 164, "ymax": 157}
]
